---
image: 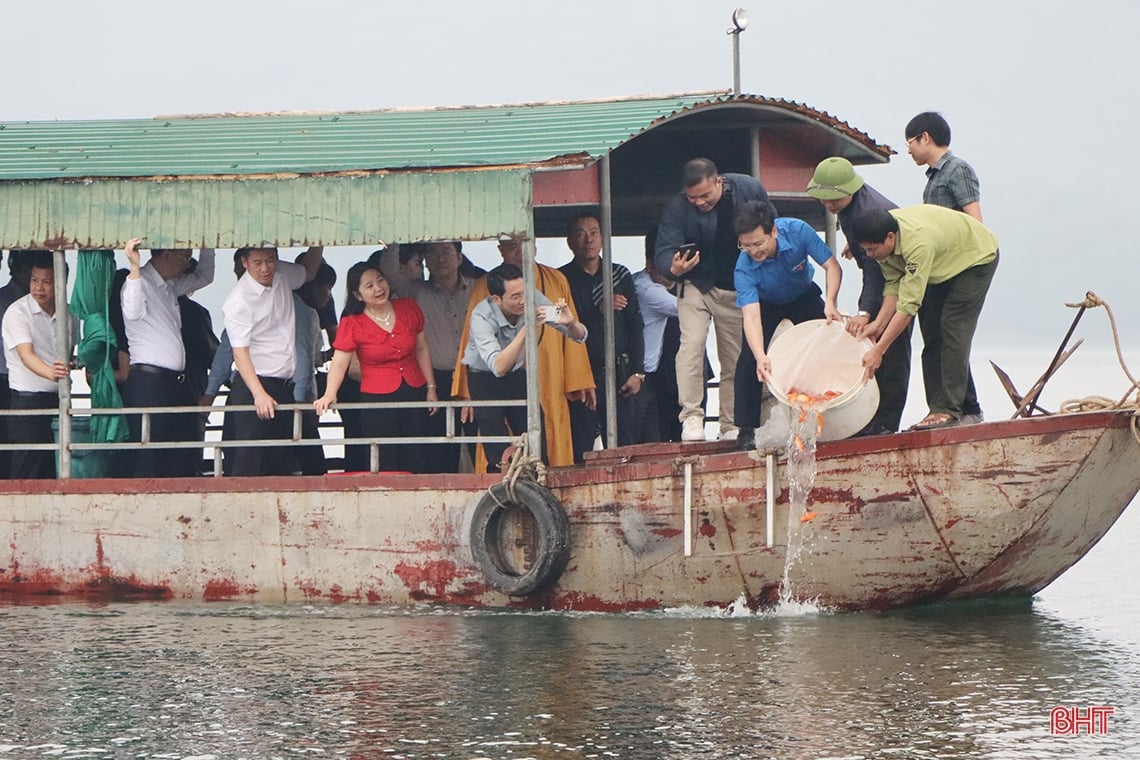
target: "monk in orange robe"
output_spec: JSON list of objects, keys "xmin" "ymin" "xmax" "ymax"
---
[{"xmin": 452, "ymin": 239, "xmax": 595, "ymax": 469}]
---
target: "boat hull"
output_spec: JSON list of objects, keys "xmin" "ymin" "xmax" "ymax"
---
[{"xmin": 1, "ymin": 411, "xmax": 1137, "ymax": 611}]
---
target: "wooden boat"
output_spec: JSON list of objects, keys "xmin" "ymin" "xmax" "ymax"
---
[
  {"xmin": 1, "ymin": 94, "xmax": 1136, "ymax": 611},
  {"xmin": 3, "ymin": 409, "xmax": 1136, "ymax": 611}
]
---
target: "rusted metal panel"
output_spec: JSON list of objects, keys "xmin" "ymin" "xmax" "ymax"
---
[
  {"xmin": 0, "ymin": 170, "xmax": 533, "ymax": 249},
  {"xmin": 0, "ymin": 412, "xmax": 1134, "ymax": 611}
]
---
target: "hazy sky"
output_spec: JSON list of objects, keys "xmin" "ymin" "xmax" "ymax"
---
[{"xmin": 5, "ymin": 0, "xmax": 1140, "ymax": 365}]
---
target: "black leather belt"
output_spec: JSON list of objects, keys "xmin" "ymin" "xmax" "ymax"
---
[
  {"xmin": 131, "ymin": 363, "xmax": 186, "ymax": 383},
  {"xmin": 258, "ymin": 376, "xmax": 295, "ymax": 391}
]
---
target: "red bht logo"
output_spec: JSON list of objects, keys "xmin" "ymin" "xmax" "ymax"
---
[{"xmin": 1050, "ymin": 706, "xmax": 1114, "ymax": 735}]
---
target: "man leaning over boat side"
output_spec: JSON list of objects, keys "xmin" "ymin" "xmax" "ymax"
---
[
  {"xmin": 853, "ymin": 206, "xmax": 998, "ymax": 430},
  {"xmin": 451, "ymin": 237, "xmax": 595, "ymax": 470},
  {"xmin": 653, "ymin": 157, "xmax": 770, "ymax": 443},
  {"xmin": 732, "ymin": 201, "xmax": 842, "ymax": 451},
  {"xmin": 117, "ymin": 239, "xmax": 216, "ymax": 478},
  {"xmin": 221, "ymin": 245, "xmax": 325, "ymax": 476},
  {"xmin": 460, "ymin": 263, "xmax": 587, "ymax": 473},
  {"xmin": 1, "ymin": 251, "xmax": 78, "ymax": 479},
  {"xmin": 806, "ymin": 158, "xmax": 910, "ymax": 436},
  {"xmin": 905, "ymin": 111, "xmax": 985, "ymax": 425}
]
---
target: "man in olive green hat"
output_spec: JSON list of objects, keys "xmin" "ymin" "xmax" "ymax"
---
[{"xmin": 806, "ymin": 158, "xmax": 909, "ymax": 435}]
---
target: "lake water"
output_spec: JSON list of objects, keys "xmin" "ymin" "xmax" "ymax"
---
[
  {"xmin": 2, "ymin": 351, "xmax": 1138, "ymax": 758},
  {"xmin": 1, "ymin": 509, "xmax": 1137, "ymax": 760}
]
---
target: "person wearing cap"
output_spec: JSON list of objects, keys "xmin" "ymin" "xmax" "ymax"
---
[
  {"xmin": 732, "ymin": 201, "xmax": 842, "ymax": 451},
  {"xmin": 119, "ymin": 239, "xmax": 216, "ymax": 477},
  {"xmin": 653, "ymin": 158, "xmax": 771, "ymax": 443},
  {"xmin": 806, "ymin": 158, "xmax": 910, "ymax": 436},
  {"xmin": 852, "ymin": 206, "xmax": 998, "ymax": 430},
  {"xmin": 904, "ymin": 112, "xmax": 986, "ymax": 425}
]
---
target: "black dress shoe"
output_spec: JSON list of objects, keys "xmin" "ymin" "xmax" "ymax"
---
[
  {"xmin": 853, "ymin": 423, "xmax": 895, "ymax": 438},
  {"xmin": 736, "ymin": 427, "xmax": 756, "ymax": 450}
]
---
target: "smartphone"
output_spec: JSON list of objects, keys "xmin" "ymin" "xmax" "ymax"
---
[
  {"xmin": 677, "ymin": 243, "xmax": 698, "ymax": 260},
  {"xmin": 543, "ymin": 304, "xmax": 562, "ymax": 323}
]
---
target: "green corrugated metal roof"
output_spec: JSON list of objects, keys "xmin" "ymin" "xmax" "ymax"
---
[{"xmin": 0, "ymin": 92, "xmax": 889, "ymax": 180}]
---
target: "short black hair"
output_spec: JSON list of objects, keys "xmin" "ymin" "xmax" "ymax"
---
[
  {"xmin": 566, "ymin": 211, "xmax": 600, "ymax": 236},
  {"xmin": 851, "ymin": 209, "xmax": 899, "ymax": 244},
  {"xmin": 682, "ymin": 158, "xmax": 719, "ymax": 188},
  {"xmin": 295, "ymin": 252, "xmax": 338, "ymax": 287},
  {"xmin": 486, "ymin": 263, "xmax": 523, "ymax": 297},
  {"xmin": 24, "ymin": 250, "xmax": 55, "ymax": 272},
  {"xmin": 236, "ymin": 246, "xmax": 278, "ymax": 261},
  {"xmin": 905, "ymin": 112, "xmax": 952, "ymax": 146},
  {"xmin": 398, "ymin": 243, "xmax": 427, "ymax": 266},
  {"xmin": 733, "ymin": 200, "xmax": 778, "ymax": 236},
  {"xmin": 8, "ymin": 249, "xmax": 45, "ymax": 277}
]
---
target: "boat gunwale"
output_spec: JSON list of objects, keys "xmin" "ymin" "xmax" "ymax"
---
[{"xmin": 0, "ymin": 409, "xmax": 1131, "ymax": 496}]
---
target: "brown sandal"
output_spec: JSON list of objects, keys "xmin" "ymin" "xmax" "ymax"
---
[{"xmin": 910, "ymin": 413, "xmax": 958, "ymax": 430}]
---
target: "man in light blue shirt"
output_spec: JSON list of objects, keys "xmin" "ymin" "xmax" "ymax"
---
[
  {"xmin": 732, "ymin": 201, "xmax": 842, "ymax": 449},
  {"xmin": 462, "ymin": 263, "xmax": 586, "ymax": 472}
]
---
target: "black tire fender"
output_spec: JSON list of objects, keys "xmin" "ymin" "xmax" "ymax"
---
[{"xmin": 469, "ymin": 480, "xmax": 571, "ymax": 596}]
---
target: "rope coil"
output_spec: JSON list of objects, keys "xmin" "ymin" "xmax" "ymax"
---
[{"xmin": 1055, "ymin": 292, "xmax": 1140, "ymax": 444}]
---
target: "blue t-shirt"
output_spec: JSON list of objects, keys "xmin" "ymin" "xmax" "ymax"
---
[{"xmin": 734, "ymin": 218, "xmax": 833, "ymax": 307}]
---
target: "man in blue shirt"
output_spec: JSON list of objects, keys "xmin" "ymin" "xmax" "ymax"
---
[{"xmin": 733, "ymin": 201, "xmax": 842, "ymax": 450}]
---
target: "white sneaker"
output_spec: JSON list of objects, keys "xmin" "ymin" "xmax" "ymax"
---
[
  {"xmin": 681, "ymin": 417, "xmax": 706, "ymax": 442},
  {"xmin": 960, "ymin": 413, "xmax": 984, "ymax": 425},
  {"xmin": 719, "ymin": 428, "xmax": 739, "ymax": 441}
]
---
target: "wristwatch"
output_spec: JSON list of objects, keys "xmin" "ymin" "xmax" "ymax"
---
[
  {"xmin": 856, "ymin": 310, "xmax": 872, "ymax": 319},
  {"xmin": 632, "ymin": 372, "xmax": 646, "ymax": 381}
]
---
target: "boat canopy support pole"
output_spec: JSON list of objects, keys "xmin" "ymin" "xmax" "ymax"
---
[
  {"xmin": 54, "ymin": 249, "xmax": 72, "ymax": 480},
  {"xmin": 600, "ymin": 155, "xmax": 618, "ymax": 448},
  {"xmin": 522, "ymin": 236, "xmax": 542, "ymax": 456}
]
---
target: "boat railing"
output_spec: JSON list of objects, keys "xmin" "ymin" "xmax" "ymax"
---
[{"xmin": 0, "ymin": 396, "xmax": 524, "ymax": 477}]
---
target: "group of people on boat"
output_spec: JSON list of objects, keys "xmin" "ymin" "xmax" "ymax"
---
[{"xmin": 0, "ymin": 110, "xmax": 998, "ymax": 478}]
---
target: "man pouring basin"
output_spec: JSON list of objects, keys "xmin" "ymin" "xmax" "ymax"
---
[{"xmin": 852, "ymin": 205, "xmax": 999, "ymax": 430}]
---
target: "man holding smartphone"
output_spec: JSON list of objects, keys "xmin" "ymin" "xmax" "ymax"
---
[{"xmin": 653, "ymin": 158, "xmax": 770, "ymax": 442}]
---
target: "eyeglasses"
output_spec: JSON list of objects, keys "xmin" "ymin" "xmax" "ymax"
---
[
  {"xmin": 738, "ymin": 237, "xmax": 771, "ymax": 252},
  {"xmin": 905, "ymin": 134, "xmax": 922, "ymax": 145}
]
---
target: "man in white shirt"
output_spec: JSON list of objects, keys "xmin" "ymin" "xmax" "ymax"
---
[
  {"xmin": 1, "ymin": 251, "xmax": 77, "ymax": 479},
  {"xmin": 120, "ymin": 238, "xmax": 216, "ymax": 477},
  {"xmin": 222, "ymin": 245, "xmax": 324, "ymax": 476}
]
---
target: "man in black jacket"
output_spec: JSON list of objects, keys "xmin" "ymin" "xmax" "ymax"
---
[
  {"xmin": 653, "ymin": 158, "xmax": 769, "ymax": 442},
  {"xmin": 560, "ymin": 212, "xmax": 646, "ymax": 460}
]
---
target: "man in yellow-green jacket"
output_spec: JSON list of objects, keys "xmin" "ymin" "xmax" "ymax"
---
[{"xmin": 852, "ymin": 204, "xmax": 998, "ymax": 430}]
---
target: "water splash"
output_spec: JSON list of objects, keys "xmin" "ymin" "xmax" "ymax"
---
[{"xmin": 779, "ymin": 400, "xmax": 825, "ymax": 605}]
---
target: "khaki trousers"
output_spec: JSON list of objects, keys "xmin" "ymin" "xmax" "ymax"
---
[{"xmin": 676, "ymin": 284, "xmax": 742, "ymax": 434}]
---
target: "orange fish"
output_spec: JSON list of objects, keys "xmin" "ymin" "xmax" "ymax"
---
[
  {"xmin": 800, "ymin": 511, "xmax": 817, "ymax": 523},
  {"xmin": 794, "ymin": 434, "xmax": 805, "ymax": 451}
]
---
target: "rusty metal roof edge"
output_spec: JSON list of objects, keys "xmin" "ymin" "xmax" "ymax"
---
[{"xmin": 666, "ymin": 93, "xmax": 895, "ymax": 159}]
